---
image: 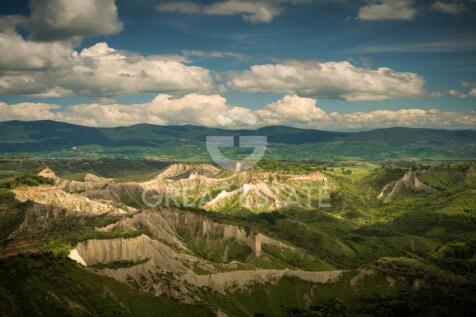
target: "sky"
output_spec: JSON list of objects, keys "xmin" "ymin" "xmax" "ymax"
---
[{"xmin": 0, "ymin": 0, "xmax": 475, "ymax": 130}]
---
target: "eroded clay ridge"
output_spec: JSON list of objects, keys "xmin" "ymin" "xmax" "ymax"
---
[
  {"xmin": 95, "ymin": 208, "xmax": 295, "ymax": 257},
  {"xmin": 13, "ymin": 185, "xmax": 132, "ymax": 214},
  {"xmin": 14, "ymin": 168, "xmax": 132, "ymax": 214},
  {"xmin": 378, "ymin": 170, "xmax": 434, "ymax": 201},
  {"xmin": 69, "ymin": 234, "xmax": 344, "ymax": 300},
  {"xmin": 18, "ymin": 164, "xmax": 332, "ymax": 214}
]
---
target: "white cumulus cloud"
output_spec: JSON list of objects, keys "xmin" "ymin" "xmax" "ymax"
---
[
  {"xmin": 0, "ymin": 2, "xmax": 215, "ymax": 98},
  {"xmin": 0, "ymin": 102, "xmax": 61, "ymax": 121},
  {"xmin": 0, "ymin": 40, "xmax": 215, "ymax": 97},
  {"xmin": 358, "ymin": 0, "xmax": 418, "ymax": 21},
  {"xmin": 256, "ymin": 95, "xmax": 327, "ymax": 125},
  {"xmin": 1, "ymin": 94, "xmax": 474, "ymax": 130},
  {"xmin": 28, "ymin": 0, "xmax": 123, "ymax": 41},
  {"xmin": 0, "ymin": 23, "xmax": 74, "ymax": 71},
  {"xmin": 228, "ymin": 60, "xmax": 425, "ymax": 101}
]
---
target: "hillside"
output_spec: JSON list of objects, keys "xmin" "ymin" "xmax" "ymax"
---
[
  {"xmin": 0, "ymin": 120, "xmax": 346, "ymax": 148},
  {"xmin": 1, "ymin": 120, "xmax": 475, "ymax": 160},
  {"xmin": 1, "ymin": 160, "xmax": 475, "ymax": 316},
  {"xmin": 0, "ymin": 254, "xmax": 213, "ymax": 317}
]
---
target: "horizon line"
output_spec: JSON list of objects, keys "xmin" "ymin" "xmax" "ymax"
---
[{"xmin": 1, "ymin": 119, "xmax": 475, "ymax": 133}]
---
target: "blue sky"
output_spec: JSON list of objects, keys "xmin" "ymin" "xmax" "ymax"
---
[{"xmin": 0, "ymin": 0, "xmax": 475, "ymax": 129}]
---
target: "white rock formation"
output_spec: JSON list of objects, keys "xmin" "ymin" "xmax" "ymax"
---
[
  {"xmin": 13, "ymin": 186, "xmax": 132, "ymax": 214},
  {"xmin": 155, "ymin": 163, "xmax": 221, "ymax": 179},
  {"xmin": 72, "ymin": 234, "xmax": 344, "ymax": 300},
  {"xmin": 378, "ymin": 170, "xmax": 433, "ymax": 200},
  {"xmin": 68, "ymin": 248, "xmax": 87, "ymax": 266},
  {"xmin": 37, "ymin": 167, "xmax": 59, "ymax": 182}
]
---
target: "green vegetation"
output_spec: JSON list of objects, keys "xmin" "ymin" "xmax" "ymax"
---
[
  {"xmin": 0, "ymin": 173, "xmax": 54, "ymax": 189},
  {"xmin": 90, "ymin": 258, "xmax": 151, "ymax": 269},
  {"xmin": 203, "ymin": 257, "xmax": 476, "ymax": 317},
  {"xmin": 0, "ymin": 254, "xmax": 212, "ymax": 317},
  {"xmin": 256, "ymin": 160, "xmax": 325, "ymax": 173},
  {"xmin": 430, "ymin": 241, "xmax": 476, "ymax": 275},
  {"xmin": 78, "ymin": 227, "xmax": 144, "ymax": 241},
  {"xmin": 39, "ymin": 238, "xmax": 72, "ymax": 256},
  {"xmin": 0, "ymin": 158, "xmax": 171, "ymax": 179},
  {"xmin": 1, "ymin": 121, "xmax": 475, "ymax": 160},
  {"xmin": 176, "ymin": 226, "xmax": 254, "ymax": 264},
  {"xmin": 1, "ymin": 158, "xmax": 475, "ymax": 316},
  {"xmin": 0, "ymin": 191, "xmax": 30, "ymax": 244}
]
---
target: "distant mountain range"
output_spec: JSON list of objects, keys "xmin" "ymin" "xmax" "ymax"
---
[{"xmin": 0, "ymin": 120, "xmax": 475, "ymax": 160}]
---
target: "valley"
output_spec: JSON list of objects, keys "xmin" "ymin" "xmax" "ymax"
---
[
  {"xmin": 1, "ymin": 0, "xmax": 476, "ymax": 315},
  {"xmin": 1, "ymin": 159, "xmax": 475, "ymax": 316}
]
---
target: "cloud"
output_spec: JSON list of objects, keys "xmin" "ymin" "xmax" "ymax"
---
[
  {"xmin": 28, "ymin": 0, "xmax": 123, "ymax": 41},
  {"xmin": 432, "ymin": 80, "xmax": 476, "ymax": 98},
  {"xmin": 0, "ymin": 41, "xmax": 215, "ymax": 97},
  {"xmin": 0, "ymin": 1, "xmax": 157, "ymax": 97},
  {"xmin": 0, "ymin": 27, "xmax": 74, "ymax": 71},
  {"xmin": 357, "ymin": 0, "xmax": 468, "ymax": 22},
  {"xmin": 358, "ymin": 0, "xmax": 418, "ymax": 21},
  {"xmin": 355, "ymin": 38, "xmax": 476, "ymax": 54},
  {"xmin": 255, "ymin": 95, "xmax": 327, "ymax": 125},
  {"xmin": 0, "ymin": 102, "xmax": 61, "ymax": 122},
  {"xmin": 448, "ymin": 89, "xmax": 467, "ymax": 98},
  {"xmin": 155, "ymin": 1, "xmax": 202, "ymax": 14},
  {"xmin": 182, "ymin": 49, "xmax": 247, "ymax": 59},
  {"xmin": 1, "ymin": 94, "xmax": 474, "ymax": 130},
  {"xmin": 327, "ymin": 108, "xmax": 476, "ymax": 130},
  {"xmin": 30, "ymin": 87, "xmax": 74, "ymax": 98},
  {"xmin": 156, "ymin": 0, "xmax": 306, "ymax": 23},
  {"xmin": 431, "ymin": 1, "xmax": 466, "ymax": 14},
  {"xmin": 227, "ymin": 60, "xmax": 425, "ymax": 101},
  {"xmin": 0, "ymin": 2, "xmax": 214, "ymax": 98},
  {"xmin": 0, "ymin": 15, "xmax": 27, "ymax": 32},
  {"xmin": 204, "ymin": 0, "xmax": 281, "ymax": 23},
  {"xmin": 0, "ymin": 94, "xmax": 254, "ymax": 127}
]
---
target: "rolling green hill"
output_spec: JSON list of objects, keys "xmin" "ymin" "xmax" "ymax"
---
[{"xmin": 1, "ymin": 120, "xmax": 475, "ymax": 160}]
